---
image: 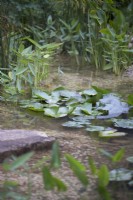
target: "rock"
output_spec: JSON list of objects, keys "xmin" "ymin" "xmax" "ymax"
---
[{"xmin": 0, "ymin": 129, "xmax": 55, "ymax": 162}]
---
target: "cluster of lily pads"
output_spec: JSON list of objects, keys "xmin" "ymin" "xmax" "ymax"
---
[{"xmin": 20, "ymin": 86, "xmax": 133, "ymax": 137}]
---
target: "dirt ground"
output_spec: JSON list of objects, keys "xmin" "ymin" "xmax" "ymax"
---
[{"xmin": 0, "ymin": 128, "xmax": 133, "ymax": 200}]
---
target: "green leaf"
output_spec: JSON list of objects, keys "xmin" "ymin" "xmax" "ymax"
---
[
  {"xmin": 51, "ymin": 141, "xmax": 61, "ymax": 168},
  {"xmin": 86, "ymin": 125, "xmax": 105, "ymax": 132},
  {"xmin": 100, "ymin": 28, "xmax": 111, "ymax": 35},
  {"xmin": 98, "ymin": 186, "xmax": 111, "ymax": 200},
  {"xmin": 99, "ymin": 149, "xmax": 113, "ymax": 159},
  {"xmin": 15, "ymin": 66, "xmax": 28, "ymax": 75},
  {"xmin": 112, "ymin": 148, "xmax": 125, "ymax": 163},
  {"xmin": 62, "ymin": 121, "xmax": 84, "ymax": 128},
  {"xmin": 113, "ymin": 118, "xmax": 133, "ymax": 129},
  {"xmin": 21, "ymin": 45, "xmax": 32, "ymax": 55},
  {"xmin": 60, "ymin": 90, "xmax": 78, "ymax": 99},
  {"xmin": 72, "ymin": 115, "xmax": 93, "ymax": 122},
  {"xmin": 32, "ymin": 89, "xmax": 50, "ymax": 100},
  {"xmin": 92, "ymin": 86, "xmax": 110, "ymax": 94},
  {"xmin": 42, "ymin": 166, "xmax": 55, "ymax": 190},
  {"xmin": 98, "ymin": 165, "xmax": 109, "ymax": 187},
  {"xmin": 109, "ymin": 168, "xmax": 133, "ymax": 181},
  {"xmin": 21, "ymin": 102, "xmax": 44, "ymax": 111},
  {"xmin": 5, "ymin": 152, "xmax": 34, "ymax": 171},
  {"xmin": 16, "ymin": 79, "xmax": 22, "ymax": 92},
  {"xmin": 25, "ymin": 37, "xmax": 41, "ymax": 49},
  {"xmin": 44, "ymin": 106, "xmax": 68, "ymax": 118},
  {"xmin": 126, "ymin": 156, "xmax": 133, "ymax": 164},
  {"xmin": 127, "ymin": 94, "xmax": 133, "ymax": 105},
  {"xmin": 88, "ymin": 157, "xmax": 98, "ymax": 175},
  {"xmin": 65, "ymin": 154, "xmax": 89, "ymax": 186},
  {"xmin": 103, "ymin": 63, "xmax": 113, "ymax": 70},
  {"xmin": 81, "ymin": 89, "xmax": 97, "ymax": 96},
  {"xmin": 42, "ymin": 166, "xmax": 67, "ymax": 191},
  {"xmin": 81, "ymin": 103, "xmax": 92, "ymax": 115},
  {"xmin": 28, "ymin": 63, "xmax": 35, "ymax": 76},
  {"xmin": 99, "ymin": 130, "xmax": 127, "ymax": 137}
]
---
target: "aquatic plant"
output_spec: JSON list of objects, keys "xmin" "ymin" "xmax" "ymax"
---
[
  {"xmin": 1, "ymin": 142, "xmax": 132, "ymax": 200},
  {"xmin": 17, "ymin": 86, "xmax": 132, "ymax": 139}
]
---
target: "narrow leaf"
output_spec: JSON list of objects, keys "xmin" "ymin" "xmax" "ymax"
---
[
  {"xmin": 51, "ymin": 141, "xmax": 61, "ymax": 168},
  {"xmin": 98, "ymin": 165, "xmax": 109, "ymax": 187},
  {"xmin": 8, "ymin": 152, "xmax": 34, "ymax": 171},
  {"xmin": 65, "ymin": 154, "xmax": 89, "ymax": 186},
  {"xmin": 112, "ymin": 148, "xmax": 125, "ymax": 163}
]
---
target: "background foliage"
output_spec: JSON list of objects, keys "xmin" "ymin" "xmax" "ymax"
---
[{"xmin": 0, "ymin": 0, "xmax": 133, "ymax": 82}]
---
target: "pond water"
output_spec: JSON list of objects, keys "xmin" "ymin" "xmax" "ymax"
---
[{"xmin": 0, "ymin": 56, "xmax": 133, "ymax": 133}]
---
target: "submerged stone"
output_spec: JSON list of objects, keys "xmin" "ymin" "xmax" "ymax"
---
[{"xmin": 0, "ymin": 129, "xmax": 55, "ymax": 162}]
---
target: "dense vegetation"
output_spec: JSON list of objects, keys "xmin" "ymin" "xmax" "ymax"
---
[{"xmin": 0, "ymin": 0, "xmax": 133, "ymax": 90}]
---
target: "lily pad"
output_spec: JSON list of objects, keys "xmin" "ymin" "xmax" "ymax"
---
[
  {"xmin": 44, "ymin": 106, "xmax": 68, "ymax": 118},
  {"xmin": 126, "ymin": 156, "xmax": 133, "ymax": 164},
  {"xmin": 109, "ymin": 168, "xmax": 133, "ymax": 181},
  {"xmin": 60, "ymin": 90, "xmax": 79, "ymax": 99},
  {"xmin": 32, "ymin": 89, "xmax": 50, "ymax": 100},
  {"xmin": 113, "ymin": 118, "xmax": 133, "ymax": 129},
  {"xmin": 99, "ymin": 130, "xmax": 127, "ymax": 137},
  {"xmin": 81, "ymin": 89, "xmax": 97, "ymax": 96},
  {"xmin": 81, "ymin": 103, "xmax": 92, "ymax": 115},
  {"xmin": 86, "ymin": 125, "xmax": 105, "ymax": 132},
  {"xmin": 71, "ymin": 115, "xmax": 93, "ymax": 122},
  {"xmin": 21, "ymin": 102, "xmax": 44, "ymax": 111},
  {"xmin": 62, "ymin": 121, "xmax": 84, "ymax": 128},
  {"xmin": 128, "ymin": 180, "xmax": 133, "ymax": 187}
]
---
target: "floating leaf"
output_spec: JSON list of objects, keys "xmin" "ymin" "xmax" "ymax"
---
[
  {"xmin": 81, "ymin": 103, "xmax": 92, "ymax": 115},
  {"xmin": 60, "ymin": 90, "xmax": 78, "ymax": 99},
  {"xmin": 86, "ymin": 125, "xmax": 105, "ymax": 132},
  {"xmin": 109, "ymin": 168, "xmax": 133, "ymax": 181},
  {"xmin": 32, "ymin": 89, "xmax": 50, "ymax": 100},
  {"xmin": 44, "ymin": 106, "xmax": 68, "ymax": 118},
  {"xmin": 81, "ymin": 89, "xmax": 97, "ymax": 96},
  {"xmin": 21, "ymin": 102, "xmax": 44, "ymax": 111},
  {"xmin": 62, "ymin": 121, "xmax": 84, "ymax": 128},
  {"xmin": 99, "ymin": 130, "xmax": 127, "ymax": 137},
  {"xmin": 126, "ymin": 156, "xmax": 133, "ymax": 164},
  {"xmin": 113, "ymin": 118, "xmax": 133, "ymax": 129},
  {"xmin": 71, "ymin": 115, "xmax": 92, "ymax": 122}
]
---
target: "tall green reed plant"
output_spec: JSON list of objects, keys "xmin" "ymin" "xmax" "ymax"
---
[
  {"xmin": 86, "ymin": 1, "xmax": 132, "ymax": 74},
  {"xmin": 9, "ymin": 38, "xmax": 61, "ymax": 92},
  {"xmin": 100, "ymin": 9, "xmax": 132, "ymax": 74}
]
